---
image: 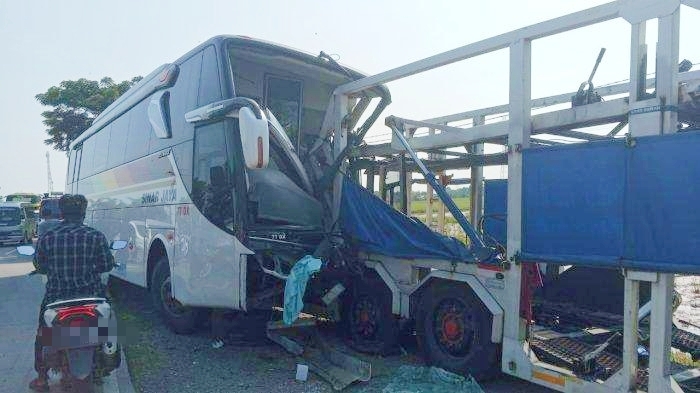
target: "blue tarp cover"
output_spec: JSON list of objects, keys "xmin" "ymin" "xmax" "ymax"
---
[
  {"xmin": 522, "ymin": 130, "xmax": 700, "ymax": 273},
  {"xmin": 340, "ymin": 177, "xmax": 474, "ymax": 262},
  {"xmin": 483, "ymin": 179, "xmax": 508, "ymax": 246}
]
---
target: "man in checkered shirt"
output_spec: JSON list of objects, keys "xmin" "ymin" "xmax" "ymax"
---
[{"xmin": 29, "ymin": 194, "xmax": 115, "ymax": 392}]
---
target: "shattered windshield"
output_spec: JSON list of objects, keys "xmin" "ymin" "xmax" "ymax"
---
[
  {"xmin": 0, "ymin": 207, "xmax": 21, "ymax": 226},
  {"xmin": 266, "ymin": 109, "xmax": 296, "ymax": 153}
]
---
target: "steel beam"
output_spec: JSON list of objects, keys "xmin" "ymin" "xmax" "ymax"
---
[
  {"xmin": 684, "ymin": 0, "xmax": 700, "ymax": 10},
  {"xmin": 531, "ymin": 98, "xmax": 628, "ymax": 133},
  {"xmin": 657, "ymin": 6, "xmax": 681, "ymax": 134},
  {"xmin": 356, "ymin": 99, "xmax": 627, "ymax": 157},
  {"xmin": 502, "ymin": 38, "xmax": 532, "ymax": 379},
  {"xmin": 413, "ymin": 178, "xmax": 471, "ymax": 185},
  {"xmin": 381, "ymin": 153, "xmax": 507, "ymax": 172},
  {"xmin": 334, "ymin": 3, "xmax": 619, "ymax": 96},
  {"xmin": 423, "ymin": 78, "xmax": 655, "ymax": 125}
]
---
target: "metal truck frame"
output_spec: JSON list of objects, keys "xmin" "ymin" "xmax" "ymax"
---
[{"xmin": 333, "ymin": 1, "xmax": 700, "ymax": 392}]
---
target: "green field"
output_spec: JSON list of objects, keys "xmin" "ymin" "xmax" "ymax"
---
[{"xmin": 409, "ymin": 196, "xmax": 470, "ymax": 215}]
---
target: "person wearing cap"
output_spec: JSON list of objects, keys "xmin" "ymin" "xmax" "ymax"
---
[{"xmin": 29, "ymin": 194, "xmax": 115, "ymax": 392}]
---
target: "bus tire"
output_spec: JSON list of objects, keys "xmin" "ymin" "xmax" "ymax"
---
[
  {"xmin": 151, "ymin": 257, "xmax": 202, "ymax": 334},
  {"xmin": 416, "ymin": 283, "xmax": 500, "ymax": 380},
  {"xmin": 342, "ymin": 278, "xmax": 399, "ymax": 355}
]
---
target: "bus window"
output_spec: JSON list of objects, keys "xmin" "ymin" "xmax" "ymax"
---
[
  {"xmin": 92, "ymin": 124, "xmax": 111, "ymax": 173},
  {"xmin": 107, "ymin": 112, "xmax": 130, "ymax": 168},
  {"xmin": 192, "ymin": 122, "xmax": 234, "ymax": 229},
  {"xmin": 67, "ymin": 149, "xmax": 74, "ymax": 185},
  {"xmin": 168, "ymin": 52, "xmax": 202, "ymax": 136},
  {"xmin": 72, "ymin": 146, "xmax": 82, "ymax": 185},
  {"xmin": 198, "ymin": 46, "xmax": 222, "ymax": 106},
  {"xmin": 125, "ymin": 100, "xmax": 150, "ymax": 162},
  {"xmin": 268, "ymin": 137, "xmax": 304, "ymax": 190},
  {"xmin": 79, "ymin": 137, "xmax": 96, "ymax": 179},
  {"xmin": 265, "ymin": 76, "xmax": 302, "ymax": 149}
]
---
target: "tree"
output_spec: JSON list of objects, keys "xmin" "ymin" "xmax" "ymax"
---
[{"xmin": 36, "ymin": 76, "xmax": 142, "ymax": 152}]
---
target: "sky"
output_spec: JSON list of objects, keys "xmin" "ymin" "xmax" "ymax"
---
[{"xmin": 1, "ymin": 1, "xmax": 698, "ymax": 196}]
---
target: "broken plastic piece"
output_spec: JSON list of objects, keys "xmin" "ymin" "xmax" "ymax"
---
[{"xmin": 296, "ymin": 364, "xmax": 309, "ymax": 381}]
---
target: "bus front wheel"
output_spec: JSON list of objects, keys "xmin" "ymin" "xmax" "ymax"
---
[{"xmin": 151, "ymin": 257, "xmax": 203, "ymax": 334}]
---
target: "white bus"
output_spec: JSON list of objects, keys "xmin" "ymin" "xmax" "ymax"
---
[{"xmin": 67, "ymin": 36, "xmax": 389, "ymax": 334}]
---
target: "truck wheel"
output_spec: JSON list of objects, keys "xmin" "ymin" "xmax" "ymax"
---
[
  {"xmin": 151, "ymin": 257, "xmax": 203, "ymax": 334},
  {"xmin": 416, "ymin": 283, "xmax": 500, "ymax": 380},
  {"xmin": 343, "ymin": 278, "xmax": 399, "ymax": 355}
]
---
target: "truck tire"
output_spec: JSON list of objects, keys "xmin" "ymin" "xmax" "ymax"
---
[
  {"xmin": 343, "ymin": 278, "xmax": 399, "ymax": 355},
  {"xmin": 151, "ymin": 257, "xmax": 203, "ymax": 334},
  {"xmin": 416, "ymin": 283, "xmax": 500, "ymax": 380}
]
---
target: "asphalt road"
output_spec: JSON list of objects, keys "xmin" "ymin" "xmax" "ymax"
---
[{"xmin": 0, "ymin": 243, "xmax": 121, "ymax": 393}]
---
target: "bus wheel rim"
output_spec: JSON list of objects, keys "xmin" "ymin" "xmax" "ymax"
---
[{"xmin": 161, "ymin": 276, "xmax": 186, "ymax": 316}]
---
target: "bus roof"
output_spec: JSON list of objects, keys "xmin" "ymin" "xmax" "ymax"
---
[{"xmin": 70, "ymin": 35, "xmax": 389, "ymax": 150}]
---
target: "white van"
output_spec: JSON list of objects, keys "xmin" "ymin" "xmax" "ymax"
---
[{"xmin": 0, "ymin": 202, "xmax": 31, "ymax": 245}]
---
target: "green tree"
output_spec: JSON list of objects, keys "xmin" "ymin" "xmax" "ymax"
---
[{"xmin": 36, "ymin": 76, "xmax": 142, "ymax": 151}]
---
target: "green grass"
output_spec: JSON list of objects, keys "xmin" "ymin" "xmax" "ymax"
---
[
  {"xmin": 111, "ymin": 294, "xmax": 165, "ymax": 385},
  {"xmin": 408, "ymin": 196, "xmax": 471, "ymax": 215}
]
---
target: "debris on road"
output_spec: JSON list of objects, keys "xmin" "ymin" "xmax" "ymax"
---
[
  {"xmin": 268, "ymin": 318, "xmax": 371, "ymax": 390},
  {"xmin": 376, "ymin": 365, "xmax": 483, "ymax": 393},
  {"xmin": 296, "ymin": 364, "xmax": 309, "ymax": 381}
]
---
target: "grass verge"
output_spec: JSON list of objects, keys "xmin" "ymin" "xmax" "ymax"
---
[{"xmin": 110, "ymin": 283, "xmax": 165, "ymax": 390}]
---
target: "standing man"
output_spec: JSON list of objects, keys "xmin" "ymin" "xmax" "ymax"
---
[{"xmin": 29, "ymin": 194, "xmax": 115, "ymax": 392}]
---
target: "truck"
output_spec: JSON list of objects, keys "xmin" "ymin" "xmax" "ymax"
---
[
  {"xmin": 0, "ymin": 201, "xmax": 33, "ymax": 245},
  {"xmin": 68, "ymin": 0, "xmax": 700, "ymax": 391},
  {"xmin": 4, "ymin": 193, "xmax": 41, "ymax": 239}
]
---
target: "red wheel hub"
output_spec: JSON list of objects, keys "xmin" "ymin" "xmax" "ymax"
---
[
  {"xmin": 443, "ymin": 317, "xmax": 460, "ymax": 340},
  {"xmin": 360, "ymin": 310, "xmax": 370, "ymax": 323},
  {"xmin": 441, "ymin": 314, "xmax": 463, "ymax": 343},
  {"xmin": 433, "ymin": 299, "xmax": 473, "ymax": 356}
]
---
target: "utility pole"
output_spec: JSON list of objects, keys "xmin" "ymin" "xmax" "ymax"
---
[{"xmin": 46, "ymin": 151, "xmax": 53, "ymax": 194}]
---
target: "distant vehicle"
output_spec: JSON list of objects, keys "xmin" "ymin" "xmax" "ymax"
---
[
  {"xmin": 0, "ymin": 202, "xmax": 33, "ymax": 245},
  {"xmin": 5, "ymin": 192, "xmax": 42, "ymax": 204},
  {"xmin": 37, "ymin": 197, "xmax": 62, "ymax": 237},
  {"xmin": 5, "ymin": 193, "xmax": 41, "ymax": 238}
]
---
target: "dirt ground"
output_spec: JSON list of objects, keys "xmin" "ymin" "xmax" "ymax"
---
[{"xmin": 109, "ymin": 279, "xmax": 553, "ymax": 393}]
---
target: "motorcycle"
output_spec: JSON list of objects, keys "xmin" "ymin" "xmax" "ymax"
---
[{"xmin": 17, "ymin": 240, "xmax": 127, "ymax": 391}]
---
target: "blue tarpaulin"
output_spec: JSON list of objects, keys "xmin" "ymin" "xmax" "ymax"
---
[
  {"xmin": 483, "ymin": 179, "xmax": 508, "ymax": 246},
  {"xmin": 340, "ymin": 177, "xmax": 474, "ymax": 262},
  {"xmin": 521, "ymin": 130, "xmax": 700, "ymax": 274}
]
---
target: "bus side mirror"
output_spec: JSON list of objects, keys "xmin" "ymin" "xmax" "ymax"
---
[
  {"xmin": 239, "ymin": 107, "xmax": 269, "ymax": 169},
  {"xmin": 185, "ymin": 98, "xmax": 269, "ymax": 169}
]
